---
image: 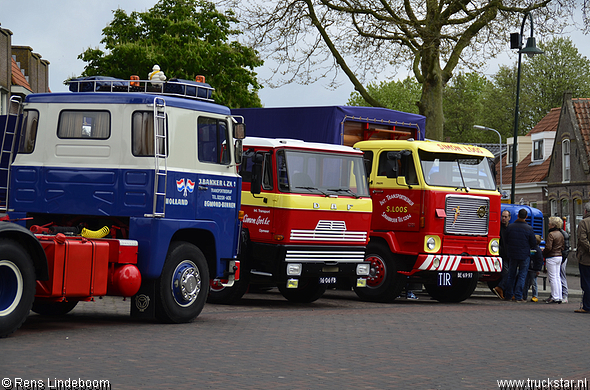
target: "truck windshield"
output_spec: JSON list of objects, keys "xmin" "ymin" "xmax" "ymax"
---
[
  {"xmin": 419, "ymin": 150, "xmax": 496, "ymax": 191},
  {"xmin": 278, "ymin": 150, "xmax": 369, "ymax": 197}
]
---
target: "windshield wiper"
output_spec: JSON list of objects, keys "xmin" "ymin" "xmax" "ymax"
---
[
  {"xmin": 455, "ymin": 161, "xmax": 470, "ymax": 193},
  {"xmin": 295, "ymin": 186, "xmax": 329, "ymax": 197},
  {"xmin": 327, "ymin": 188, "xmax": 359, "ymax": 199}
]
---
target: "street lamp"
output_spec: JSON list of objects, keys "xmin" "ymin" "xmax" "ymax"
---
[
  {"xmin": 473, "ymin": 125, "xmax": 503, "ymax": 195},
  {"xmin": 509, "ymin": 11, "xmax": 544, "ymax": 204}
]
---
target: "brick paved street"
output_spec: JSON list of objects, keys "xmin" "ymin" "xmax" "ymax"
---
[{"xmin": 1, "ymin": 281, "xmax": 589, "ymax": 390}]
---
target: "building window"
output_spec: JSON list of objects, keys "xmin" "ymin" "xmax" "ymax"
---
[
  {"xmin": 561, "ymin": 198, "xmax": 570, "ymax": 233},
  {"xmin": 508, "ymin": 143, "xmax": 518, "ymax": 165},
  {"xmin": 575, "ymin": 198, "xmax": 584, "ymax": 233},
  {"xmin": 533, "ymin": 139, "xmax": 543, "ymax": 161},
  {"xmin": 562, "ymin": 139, "xmax": 570, "ymax": 182},
  {"xmin": 550, "ymin": 199, "xmax": 557, "ymax": 217}
]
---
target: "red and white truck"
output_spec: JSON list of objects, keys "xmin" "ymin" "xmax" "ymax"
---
[{"xmin": 208, "ymin": 137, "xmax": 373, "ymax": 303}]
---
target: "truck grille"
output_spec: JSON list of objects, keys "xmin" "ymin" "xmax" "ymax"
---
[
  {"xmin": 290, "ymin": 220, "xmax": 367, "ymax": 242},
  {"xmin": 444, "ymin": 195, "xmax": 489, "ymax": 236},
  {"xmin": 285, "ymin": 249, "xmax": 365, "ymax": 263}
]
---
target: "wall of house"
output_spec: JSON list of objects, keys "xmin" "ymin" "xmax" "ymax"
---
[
  {"xmin": 546, "ymin": 94, "xmax": 590, "ymax": 262},
  {"xmin": 0, "ymin": 27, "xmax": 12, "ymax": 114}
]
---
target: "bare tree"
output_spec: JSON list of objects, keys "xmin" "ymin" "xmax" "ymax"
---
[{"xmin": 221, "ymin": 0, "xmax": 582, "ymax": 140}]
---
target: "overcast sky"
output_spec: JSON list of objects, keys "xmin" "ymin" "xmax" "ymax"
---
[{"xmin": 3, "ymin": 0, "xmax": 589, "ymax": 107}]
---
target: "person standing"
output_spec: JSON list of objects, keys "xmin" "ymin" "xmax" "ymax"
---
[
  {"xmin": 575, "ymin": 202, "xmax": 590, "ymax": 313},
  {"xmin": 504, "ymin": 208, "xmax": 537, "ymax": 302},
  {"xmin": 543, "ymin": 216, "xmax": 565, "ymax": 304},
  {"xmin": 493, "ymin": 209, "xmax": 511, "ymax": 300},
  {"xmin": 524, "ymin": 235, "xmax": 543, "ymax": 302},
  {"xmin": 559, "ymin": 225, "xmax": 570, "ymax": 303}
]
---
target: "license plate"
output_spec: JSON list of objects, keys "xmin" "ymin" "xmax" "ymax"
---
[
  {"xmin": 319, "ymin": 277, "xmax": 337, "ymax": 284},
  {"xmin": 457, "ymin": 272, "xmax": 473, "ymax": 279}
]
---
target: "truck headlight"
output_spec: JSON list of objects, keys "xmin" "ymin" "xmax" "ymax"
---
[
  {"xmin": 356, "ymin": 263, "xmax": 370, "ymax": 276},
  {"xmin": 287, "ymin": 263, "xmax": 302, "ymax": 276},
  {"xmin": 426, "ymin": 237, "xmax": 436, "ymax": 251},
  {"xmin": 489, "ymin": 238, "xmax": 500, "ymax": 255}
]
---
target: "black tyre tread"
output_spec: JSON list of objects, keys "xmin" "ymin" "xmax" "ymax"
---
[
  {"xmin": 353, "ymin": 241, "xmax": 405, "ymax": 303},
  {"xmin": 155, "ymin": 241, "xmax": 209, "ymax": 324},
  {"xmin": 277, "ymin": 279, "xmax": 327, "ymax": 303},
  {"xmin": 424, "ymin": 272, "xmax": 479, "ymax": 303},
  {"xmin": 0, "ymin": 238, "xmax": 36, "ymax": 338}
]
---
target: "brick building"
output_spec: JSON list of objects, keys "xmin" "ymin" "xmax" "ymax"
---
[{"xmin": 0, "ymin": 24, "xmax": 50, "ymax": 115}]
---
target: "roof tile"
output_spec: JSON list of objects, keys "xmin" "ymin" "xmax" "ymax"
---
[{"xmin": 11, "ymin": 57, "xmax": 32, "ymax": 91}]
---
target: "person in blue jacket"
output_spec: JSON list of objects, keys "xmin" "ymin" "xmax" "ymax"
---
[{"xmin": 503, "ymin": 208, "xmax": 537, "ymax": 302}]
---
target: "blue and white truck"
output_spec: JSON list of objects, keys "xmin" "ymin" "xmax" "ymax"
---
[{"xmin": 0, "ymin": 75, "xmax": 244, "ymax": 337}]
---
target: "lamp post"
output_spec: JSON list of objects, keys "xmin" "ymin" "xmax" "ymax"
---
[
  {"xmin": 473, "ymin": 125, "xmax": 503, "ymax": 196},
  {"xmin": 509, "ymin": 11, "xmax": 544, "ymax": 204}
]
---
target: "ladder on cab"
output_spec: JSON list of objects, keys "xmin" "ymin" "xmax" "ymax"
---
[
  {"xmin": 145, "ymin": 97, "xmax": 168, "ymax": 218},
  {"xmin": 0, "ymin": 96, "xmax": 23, "ymax": 213}
]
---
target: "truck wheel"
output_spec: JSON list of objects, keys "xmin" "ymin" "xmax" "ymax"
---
[
  {"xmin": 277, "ymin": 279, "xmax": 327, "ymax": 303},
  {"xmin": 156, "ymin": 242, "xmax": 209, "ymax": 323},
  {"xmin": 32, "ymin": 300, "xmax": 78, "ymax": 316},
  {"xmin": 0, "ymin": 239, "xmax": 36, "ymax": 338},
  {"xmin": 424, "ymin": 272, "xmax": 479, "ymax": 303},
  {"xmin": 207, "ymin": 263, "xmax": 251, "ymax": 305},
  {"xmin": 353, "ymin": 241, "xmax": 405, "ymax": 303}
]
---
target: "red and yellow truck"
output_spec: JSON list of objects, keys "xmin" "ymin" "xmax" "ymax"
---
[
  {"xmin": 354, "ymin": 140, "xmax": 501, "ymax": 302},
  {"xmin": 209, "ymin": 137, "xmax": 373, "ymax": 303}
]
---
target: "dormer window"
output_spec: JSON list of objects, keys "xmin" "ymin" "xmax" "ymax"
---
[
  {"xmin": 508, "ymin": 143, "xmax": 518, "ymax": 165},
  {"xmin": 533, "ymin": 139, "xmax": 543, "ymax": 161},
  {"xmin": 562, "ymin": 139, "xmax": 570, "ymax": 182}
]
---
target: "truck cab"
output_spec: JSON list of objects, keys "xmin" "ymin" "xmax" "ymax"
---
[
  {"xmin": 0, "ymin": 76, "xmax": 244, "ymax": 337},
  {"xmin": 209, "ymin": 137, "xmax": 373, "ymax": 303},
  {"xmin": 355, "ymin": 139, "xmax": 502, "ymax": 302}
]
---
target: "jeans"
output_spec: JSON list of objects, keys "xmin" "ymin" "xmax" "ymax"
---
[
  {"xmin": 579, "ymin": 263, "xmax": 590, "ymax": 311},
  {"xmin": 560, "ymin": 258, "xmax": 569, "ymax": 299},
  {"xmin": 546, "ymin": 256, "xmax": 563, "ymax": 301},
  {"xmin": 523, "ymin": 270, "xmax": 538, "ymax": 300},
  {"xmin": 505, "ymin": 257, "xmax": 530, "ymax": 300},
  {"xmin": 497, "ymin": 257, "xmax": 510, "ymax": 291}
]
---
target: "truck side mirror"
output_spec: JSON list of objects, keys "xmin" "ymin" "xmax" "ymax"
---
[
  {"xmin": 234, "ymin": 123, "xmax": 245, "ymax": 140},
  {"xmin": 250, "ymin": 153, "xmax": 264, "ymax": 195},
  {"xmin": 234, "ymin": 139, "xmax": 243, "ymax": 165}
]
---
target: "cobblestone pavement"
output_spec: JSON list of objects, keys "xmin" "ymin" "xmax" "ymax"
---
[{"xmin": 1, "ymin": 279, "xmax": 589, "ymax": 390}]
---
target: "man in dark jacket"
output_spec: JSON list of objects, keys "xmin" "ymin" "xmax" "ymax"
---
[
  {"xmin": 503, "ymin": 208, "xmax": 537, "ymax": 302},
  {"xmin": 493, "ymin": 209, "xmax": 511, "ymax": 299},
  {"xmin": 575, "ymin": 202, "xmax": 590, "ymax": 313}
]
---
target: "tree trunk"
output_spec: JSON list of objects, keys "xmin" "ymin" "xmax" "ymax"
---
[{"xmin": 418, "ymin": 52, "xmax": 445, "ymax": 141}]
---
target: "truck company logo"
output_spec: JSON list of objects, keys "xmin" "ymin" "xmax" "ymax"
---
[
  {"xmin": 312, "ymin": 203, "xmax": 354, "ymax": 210},
  {"xmin": 453, "ymin": 206, "xmax": 460, "ymax": 224},
  {"xmin": 243, "ymin": 214, "xmax": 271, "ymax": 226},
  {"xmin": 176, "ymin": 178, "xmax": 195, "ymax": 197},
  {"xmin": 477, "ymin": 205, "xmax": 488, "ymax": 218}
]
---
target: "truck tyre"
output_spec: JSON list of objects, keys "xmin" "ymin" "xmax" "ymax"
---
[
  {"xmin": 207, "ymin": 262, "xmax": 251, "ymax": 305},
  {"xmin": 353, "ymin": 241, "xmax": 405, "ymax": 303},
  {"xmin": 277, "ymin": 278, "xmax": 327, "ymax": 303},
  {"xmin": 156, "ymin": 242, "xmax": 209, "ymax": 323},
  {"xmin": 424, "ymin": 272, "xmax": 479, "ymax": 303},
  {"xmin": 0, "ymin": 239, "xmax": 36, "ymax": 338},
  {"xmin": 32, "ymin": 300, "xmax": 78, "ymax": 316}
]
